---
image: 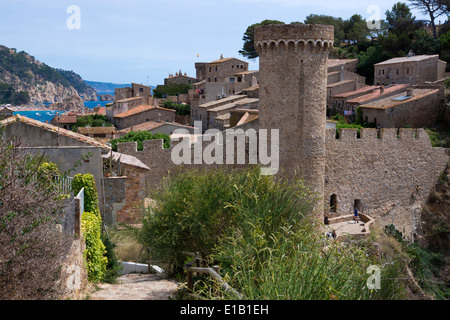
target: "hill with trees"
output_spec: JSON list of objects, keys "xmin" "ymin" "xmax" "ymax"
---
[
  {"xmin": 240, "ymin": 1, "xmax": 450, "ymax": 85},
  {"xmin": 0, "ymin": 45, "xmax": 97, "ymax": 104}
]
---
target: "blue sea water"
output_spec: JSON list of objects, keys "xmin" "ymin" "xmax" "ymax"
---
[{"xmin": 14, "ymin": 100, "xmax": 114, "ymax": 123}]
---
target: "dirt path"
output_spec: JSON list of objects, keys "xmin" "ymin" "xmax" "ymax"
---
[{"xmin": 89, "ymin": 273, "xmax": 180, "ymax": 300}]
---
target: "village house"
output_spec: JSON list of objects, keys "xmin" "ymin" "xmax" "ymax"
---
[
  {"xmin": 114, "ymin": 83, "xmax": 152, "ymax": 101},
  {"xmin": 333, "ymin": 84, "xmax": 409, "ymax": 117},
  {"xmin": 164, "ymin": 70, "xmax": 198, "ymax": 86},
  {"xmin": 374, "ymin": 54, "xmax": 447, "ymax": 86},
  {"xmin": 50, "ymin": 114, "xmax": 78, "ymax": 131},
  {"xmin": 0, "ymin": 106, "xmax": 14, "ymax": 120},
  {"xmin": 118, "ymin": 120, "xmax": 195, "ymax": 137},
  {"xmin": 112, "ymin": 105, "xmax": 176, "ymax": 130},
  {"xmin": 77, "ymin": 126, "xmax": 118, "ymax": 140},
  {"xmin": 0, "ymin": 115, "xmax": 110, "ymax": 210},
  {"xmin": 358, "ymin": 86, "xmax": 444, "ymax": 128},
  {"xmin": 190, "ymin": 56, "xmax": 259, "ymax": 106}
]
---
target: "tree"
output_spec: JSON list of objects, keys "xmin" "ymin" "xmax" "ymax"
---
[
  {"xmin": 408, "ymin": 0, "xmax": 447, "ymax": 38},
  {"xmin": 110, "ymin": 130, "xmax": 170, "ymax": 151},
  {"xmin": 356, "ymin": 44, "xmax": 390, "ymax": 84},
  {"xmin": 379, "ymin": 2, "xmax": 423, "ymax": 56},
  {"xmin": 72, "ymin": 114, "xmax": 113, "ymax": 132},
  {"xmin": 0, "ymin": 135, "xmax": 72, "ymax": 299},
  {"xmin": 344, "ymin": 14, "xmax": 370, "ymax": 44},
  {"xmin": 304, "ymin": 14, "xmax": 346, "ymax": 43},
  {"xmin": 409, "ymin": 29, "xmax": 442, "ymax": 54},
  {"xmin": 239, "ymin": 20, "xmax": 285, "ymax": 59}
]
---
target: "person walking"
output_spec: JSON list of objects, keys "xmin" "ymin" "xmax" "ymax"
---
[{"xmin": 353, "ymin": 208, "xmax": 359, "ymax": 223}]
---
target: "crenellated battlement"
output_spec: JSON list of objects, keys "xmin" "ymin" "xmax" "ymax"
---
[
  {"xmin": 254, "ymin": 24, "xmax": 334, "ymax": 55},
  {"xmin": 326, "ymin": 127, "xmax": 431, "ymax": 145}
]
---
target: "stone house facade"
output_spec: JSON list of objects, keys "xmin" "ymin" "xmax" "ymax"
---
[
  {"xmin": 164, "ymin": 70, "xmax": 198, "ymax": 85},
  {"xmin": 358, "ymin": 86, "xmax": 444, "ymax": 128},
  {"xmin": 0, "ymin": 106, "xmax": 14, "ymax": 120},
  {"xmin": 113, "ymin": 105, "xmax": 176, "ymax": 130},
  {"xmin": 374, "ymin": 54, "xmax": 447, "ymax": 86}
]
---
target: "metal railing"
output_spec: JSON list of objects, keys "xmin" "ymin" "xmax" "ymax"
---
[
  {"xmin": 182, "ymin": 251, "xmax": 242, "ymax": 300},
  {"xmin": 29, "ymin": 174, "xmax": 73, "ymax": 194}
]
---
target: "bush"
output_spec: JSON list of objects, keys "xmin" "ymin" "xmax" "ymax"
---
[
  {"xmin": 162, "ymin": 100, "xmax": 191, "ymax": 116},
  {"xmin": 0, "ymin": 137, "xmax": 72, "ymax": 299},
  {"xmin": 72, "ymin": 173, "xmax": 99, "ymax": 213},
  {"xmin": 81, "ymin": 211, "xmax": 108, "ymax": 282},
  {"xmin": 71, "ymin": 173, "xmax": 109, "ymax": 282},
  {"xmin": 137, "ymin": 167, "xmax": 316, "ymax": 276},
  {"xmin": 136, "ymin": 167, "xmax": 407, "ymax": 299},
  {"xmin": 110, "ymin": 131, "xmax": 170, "ymax": 151}
]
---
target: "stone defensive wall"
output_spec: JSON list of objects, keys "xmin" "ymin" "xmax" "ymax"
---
[
  {"xmin": 324, "ymin": 127, "xmax": 448, "ymax": 238},
  {"xmin": 115, "ymin": 125, "xmax": 449, "ymax": 239}
]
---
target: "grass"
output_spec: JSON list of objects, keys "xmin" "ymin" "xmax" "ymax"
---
[{"xmin": 132, "ymin": 167, "xmax": 409, "ymax": 300}]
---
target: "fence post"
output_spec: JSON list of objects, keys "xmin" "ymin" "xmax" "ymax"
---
[
  {"xmin": 187, "ymin": 270, "xmax": 193, "ymax": 291},
  {"xmin": 213, "ymin": 265, "xmax": 220, "ymax": 296},
  {"xmin": 74, "ymin": 188, "xmax": 84, "ymax": 238}
]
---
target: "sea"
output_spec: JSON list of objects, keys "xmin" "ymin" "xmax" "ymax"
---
[{"xmin": 13, "ymin": 98, "xmax": 114, "ymax": 123}]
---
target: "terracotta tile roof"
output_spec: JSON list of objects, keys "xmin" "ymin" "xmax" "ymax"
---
[
  {"xmin": 359, "ymin": 88, "xmax": 439, "ymax": 110},
  {"xmin": 333, "ymin": 86, "xmax": 379, "ymax": 98},
  {"xmin": 375, "ymin": 54, "xmax": 439, "ymax": 66},
  {"xmin": 52, "ymin": 115, "xmax": 78, "ymax": 124},
  {"xmin": 114, "ymin": 105, "xmax": 175, "ymax": 119},
  {"xmin": 208, "ymin": 57, "xmax": 234, "ymax": 64},
  {"xmin": 77, "ymin": 126, "xmax": 117, "ymax": 135},
  {"xmin": 346, "ymin": 84, "xmax": 408, "ymax": 104},
  {"xmin": 118, "ymin": 121, "xmax": 165, "ymax": 133},
  {"xmin": 102, "ymin": 151, "xmax": 150, "ymax": 171},
  {"xmin": 115, "ymin": 96, "xmax": 145, "ymax": 103},
  {"xmin": 0, "ymin": 115, "xmax": 110, "ymax": 149}
]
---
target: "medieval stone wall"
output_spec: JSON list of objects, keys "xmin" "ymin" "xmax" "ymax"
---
[{"xmin": 324, "ymin": 127, "xmax": 448, "ymax": 238}]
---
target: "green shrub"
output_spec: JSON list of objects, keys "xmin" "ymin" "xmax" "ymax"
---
[
  {"xmin": 71, "ymin": 173, "xmax": 110, "ymax": 283},
  {"xmin": 110, "ymin": 131, "xmax": 170, "ymax": 151},
  {"xmin": 72, "ymin": 173, "xmax": 99, "ymax": 213},
  {"xmin": 138, "ymin": 167, "xmax": 316, "ymax": 276},
  {"xmin": 81, "ymin": 211, "xmax": 108, "ymax": 282},
  {"xmin": 137, "ymin": 167, "xmax": 407, "ymax": 299}
]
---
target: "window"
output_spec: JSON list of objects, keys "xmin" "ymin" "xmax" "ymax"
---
[
  {"xmin": 209, "ymin": 67, "xmax": 211, "ymax": 72},
  {"xmin": 214, "ymin": 77, "xmax": 217, "ymax": 82},
  {"xmin": 237, "ymin": 77, "xmax": 242, "ymax": 82},
  {"xmin": 208, "ymin": 78, "xmax": 211, "ymax": 82},
  {"xmin": 396, "ymin": 69, "xmax": 399, "ymax": 75},
  {"xmin": 330, "ymin": 194, "xmax": 337, "ymax": 212},
  {"xmin": 229, "ymin": 77, "xmax": 235, "ymax": 83},
  {"xmin": 406, "ymin": 67, "xmax": 409, "ymax": 74},
  {"xmin": 215, "ymin": 66, "xmax": 217, "ymax": 72},
  {"xmin": 382, "ymin": 69, "xmax": 384, "ymax": 75},
  {"xmin": 240, "ymin": 65, "xmax": 243, "ymax": 69},
  {"xmin": 139, "ymin": 88, "xmax": 144, "ymax": 92}
]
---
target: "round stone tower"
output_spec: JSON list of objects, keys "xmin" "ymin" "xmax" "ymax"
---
[{"xmin": 254, "ymin": 24, "xmax": 334, "ymax": 215}]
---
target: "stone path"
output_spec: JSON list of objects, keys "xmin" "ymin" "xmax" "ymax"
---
[{"xmin": 89, "ymin": 273, "xmax": 180, "ymax": 300}]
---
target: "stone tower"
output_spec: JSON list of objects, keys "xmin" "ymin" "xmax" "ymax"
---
[{"xmin": 254, "ymin": 24, "xmax": 334, "ymax": 214}]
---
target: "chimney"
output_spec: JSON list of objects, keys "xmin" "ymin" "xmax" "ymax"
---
[
  {"xmin": 406, "ymin": 87, "xmax": 413, "ymax": 96},
  {"xmin": 380, "ymin": 85, "xmax": 384, "ymax": 94},
  {"xmin": 339, "ymin": 66, "xmax": 344, "ymax": 81}
]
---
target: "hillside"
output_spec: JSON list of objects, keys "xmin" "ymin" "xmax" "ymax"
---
[
  {"xmin": 85, "ymin": 80, "xmax": 131, "ymax": 93},
  {"xmin": 0, "ymin": 45, "xmax": 97, "ymax": 104}
]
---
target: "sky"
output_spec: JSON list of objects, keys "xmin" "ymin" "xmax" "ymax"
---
[{"xmin": 0, "ymin": 0, "xmax": 434, "ymax": 86}]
